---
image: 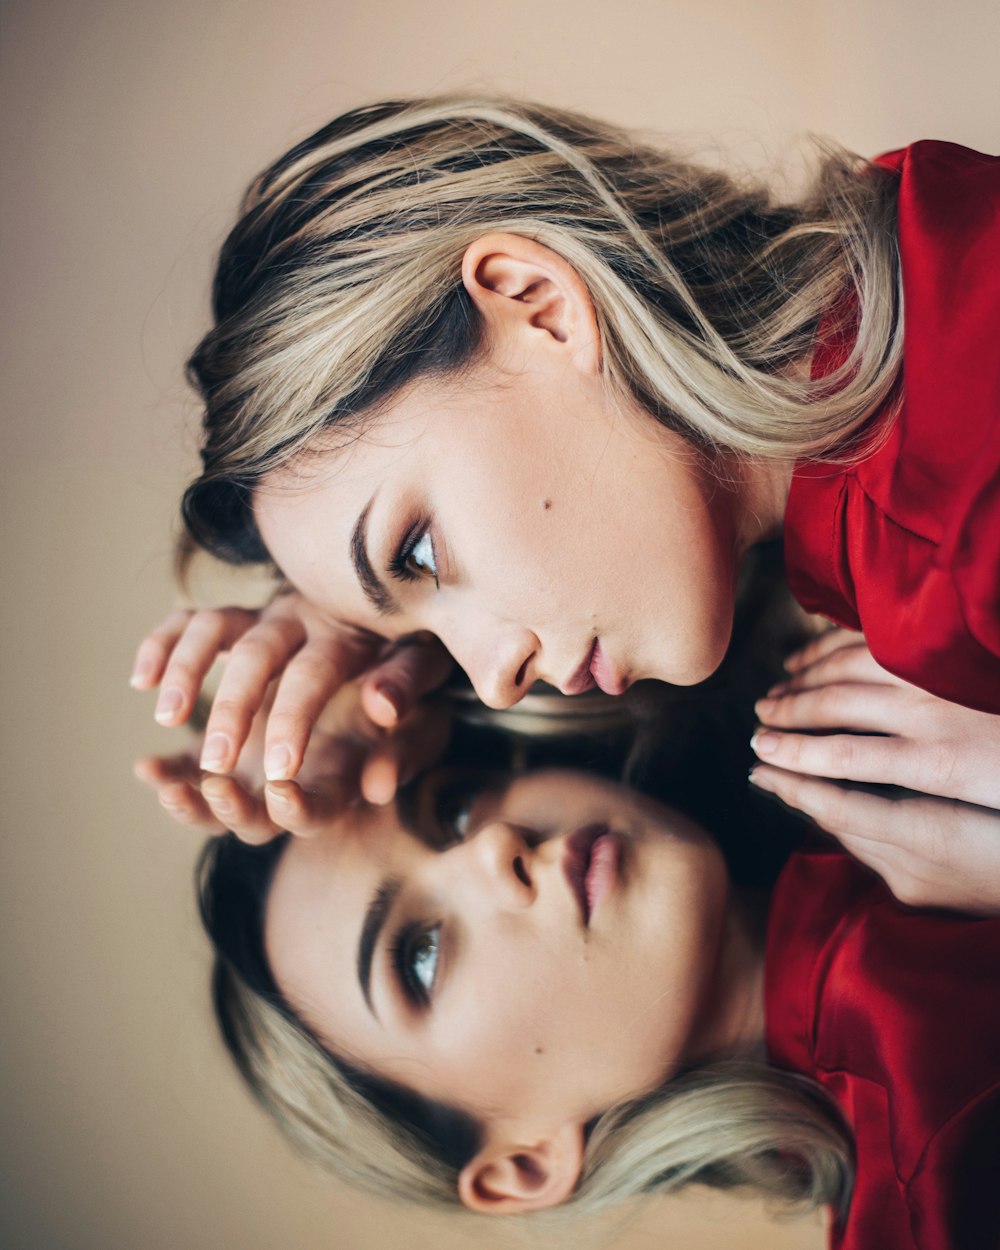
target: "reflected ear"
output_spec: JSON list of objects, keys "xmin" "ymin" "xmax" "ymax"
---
[
  {"xmin": 456, "ymin": 1122, "xmax": 585, "ymax": 1214},
  {"xmin": 461, "ymin": 232, "xmax": 601, "ymax": 374}
]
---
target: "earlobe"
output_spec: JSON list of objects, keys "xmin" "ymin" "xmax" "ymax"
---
[
  {"xmin": 461, "ymin": 233, "xmax": 601, "ymax": 374},
  {"xmin": 456, "ymin": 1122, "xmax": 585, "ymax": 1214}
]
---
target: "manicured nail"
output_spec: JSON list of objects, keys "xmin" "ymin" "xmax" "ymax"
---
[
  {"xmin": 154, "ymin": 688, "xmax": 184, "ymax": 722},
  {"xmin": 748, "ymin": 768, "xmax": 775, "ymax": 792},
  {"xmin": 200, "ymin": 733, "xmax": 231, "ymax": 772},
  {"xmin": 750, "ymin": 730, "xmax": 780, "ymax": 757},
  {"xmin": 373, "ymin": 681, "xmax": 402, "ymax": 722},
  {"xmin": 265, "ymin": 744, "xmax": 292, "ymax": 781},
  {"xmin": 130, "ymin": 661, "xmax": 153, "ymax": 689},
  {"xmin": 266, "ymin": 784, "xmax": 291, "ymax": 807}
]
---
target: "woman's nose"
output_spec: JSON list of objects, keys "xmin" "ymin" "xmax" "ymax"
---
[
  {"xmin": 451, "ymin": 624, "xmax": 539, "ymax": 709},
  {"xmin": 467, "ymin": 821, "xmax": 537, "ymax": 909}
]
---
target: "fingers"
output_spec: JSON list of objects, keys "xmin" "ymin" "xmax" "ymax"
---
[
  {"xmin": 750, "ymin": 725, "xmax": 920, "ymax": 785},
  {"xmin": 131, "ymin": 609, "xmax": 195, "ymax": 690},
  {"xmin": 749, "ymin": 765, "xmax": 1000, "ymax": 913},
  {"xmin": 262, "ymin": 779, "xmax": 356, "ymax": 837},
  {"xmin": 749, "ymin": 764, "xmax": 903, "ymax": 842},
  {"xmin": 755, "ymin": 679, "xmax": 908, "ymax": 736},
  {"xmin": 134, "ymin": 754, "xmax": 228, "ymax": 834},
  {"xmin": 132, "ymin": 608, "xmax": 261, "ymax": 727},
  {"xmin": 260, "ymin": 633, "xmax": 377, "ymax": 781},
  {"xmin": 360, "ymin": 706, "xmax": 452, "ymax": 805},
  {"xmin": 772, "ymin": 639, "xmax": 897, "ymax": 699},
  {"xmin": 782, "ymin": 628, "xmax": 866, "ymax": 674},
  {"xmin": 201, "ymin": 775, "xmax": 285, "ymax": 845},
  {"xmin": 199, "ymin": 614, "xmax": 315, "ymax": 775},
  {"xmin": 359, "ymin": 634, "xmax": 454, "ymax": 729}
]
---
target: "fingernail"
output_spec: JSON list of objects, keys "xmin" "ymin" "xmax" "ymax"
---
[
  {"xmin": 767, "ymin": 681, "xmax": 787, "ymax": 697},
  {"xmin": 265, "ymin": 744, "xmax": 292, "ymax": 781},
  {"xmin": 373, "ymin": 682, "xmax": 402, "ymax": 721},
  {"xmin": 200, "ymin": 733, "xmax": 231, "ymax": 772},
  {"xmin": 130, "ymin": 661, "xmax": 153, "ymax": 689},
  {"xmin": 154, "ymin": 688, "xmax": 184, "ymax": 723},
  {"xmin": 754, "ymin": 697, "xmax": 772, "ymax": 718},
  {"xmin": 265, "ymin": 784, "xmax": 291, "ymax": 807},
  {"xmin": 748, "ymin": 767, "xmax": 775, "ymax": 793},
  {"xmin": 750, "ymin": 730, "xmax": 780, "ymax": 756}
]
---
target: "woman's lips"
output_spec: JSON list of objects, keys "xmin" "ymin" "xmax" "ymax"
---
[
  {"xmin": 562, "ymin": 639, "xmax": 598, "ymax": 696},
  {"xmin": 589, "ymin": 639, "xmax": 628, "ymax": 695},
  {"xmin": 563, "ymin": 824, "xmax": 621, "ymax": 925}
]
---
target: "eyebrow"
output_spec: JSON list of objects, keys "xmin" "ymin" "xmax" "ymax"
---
[
  {"xmin": 358, "ymin": 875, "xmax": 403, "ymax": 1018},
  {"xmin": 351, "ymin": 498, "xmax": 399, "ymax": 616}
]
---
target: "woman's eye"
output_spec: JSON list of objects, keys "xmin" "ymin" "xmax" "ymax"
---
[
  {"xmin": 407, "ymin": 531, "xmax": 437, "ymax": 580},
  {"xmin": 409, "ymin": 926, "xmax": 440, "ymax": 995}
]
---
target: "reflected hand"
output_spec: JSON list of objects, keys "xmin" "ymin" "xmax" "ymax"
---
[
  {"xmin": 134, "ymin": 677, "xmax": 451, "ymax": 844},
  {"xmin": 749, "ymin": 629, "xmax": 1000, "ymax": 914},
  {"xmin": 130, "ymin": 593, "xmax": 453, "ymax": 788}
]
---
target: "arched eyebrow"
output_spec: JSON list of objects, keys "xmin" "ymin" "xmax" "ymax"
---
[
  {"xmin": 351, "ymin": 497, "xmax": 399, "ymax": 617},
  {"xmin": 358, "ymin": 875, "xmax": 402, "ymax": 1018}
]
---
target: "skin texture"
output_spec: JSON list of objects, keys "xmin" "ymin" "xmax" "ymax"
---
[
  {"xmin": 134, "ymin": 234, "xmax": 788, "ymax": 784},
  {"xmin": 750, "ymin": 628, "xmax": 1000, "ymax": 914},
  {"xmin": 264, "ymin": 768, "xmax": 763, "ymax": 1212}
]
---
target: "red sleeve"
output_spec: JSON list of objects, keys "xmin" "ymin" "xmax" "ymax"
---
[
  {"xmin": 784, "ymin": 142, "xmax": 1000, "ymax": 713},
  {"xmin": 766, "ymin": 846, "xmax": 1000, "ymax": 1250}
]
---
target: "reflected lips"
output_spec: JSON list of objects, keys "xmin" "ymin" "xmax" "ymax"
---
[{"xmin": 564, "ymin": 823, "xmax": 621, "ymax": 925}]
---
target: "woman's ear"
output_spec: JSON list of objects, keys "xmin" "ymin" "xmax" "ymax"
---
[
  {"xmin": 456, "ymin": 1121, "xmax": 585, "ymax": 1214},
  {"xmin": 461, "ymin": 233, "xmax": 601, "ymax": 374}
]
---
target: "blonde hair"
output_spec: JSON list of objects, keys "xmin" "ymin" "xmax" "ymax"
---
[
  {"xmin": 180, "ymin": 95, "xmax": 902, "ymax": 566},
  {"xmin": 199, "ymin": 817, "xmax": 852, "ymax": 1227}
]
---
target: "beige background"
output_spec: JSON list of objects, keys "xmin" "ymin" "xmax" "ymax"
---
[{"xmin": 2, "ymin": 2, "xmax": 997, "ymax": 1247}]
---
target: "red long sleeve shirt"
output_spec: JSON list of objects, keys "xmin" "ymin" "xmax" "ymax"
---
[
  {"xmin": 784, "ymin": 142, "xmax": 1000, "ymax": 712},
  {"xmin": 766, "ymin": 845, "xmax": 1000, "ymax": 1249}
]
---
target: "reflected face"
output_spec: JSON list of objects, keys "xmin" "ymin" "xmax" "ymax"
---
[
  {"xmin": 254, "ymin": 357, "xmax": 741, "ymax": 710},
  {"xmin": 265, "ymin": 769, "xmax": 729, "ymax": 1138}
]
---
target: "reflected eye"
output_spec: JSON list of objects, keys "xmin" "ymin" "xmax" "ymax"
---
[{"xmin": 392, "ymin": 924, "xmax": 441, "ymax": 1005}]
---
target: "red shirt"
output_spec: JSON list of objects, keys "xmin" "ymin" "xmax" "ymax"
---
[
  {"xmin": 766, "ymin": 845, "xmax": 1000, "ymax": 1250},
  {"xmin": 783, "ymin": 142, "xmax": 1000, "ymax": 712}
]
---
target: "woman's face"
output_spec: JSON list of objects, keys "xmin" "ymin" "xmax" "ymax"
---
[
  {"xmin": 265, "ymin": 768, "xmax": 729, "ymax": 1146},
  {"xmin": 254, "ymin": 349, "xmax": 743, "ymax": 709}
]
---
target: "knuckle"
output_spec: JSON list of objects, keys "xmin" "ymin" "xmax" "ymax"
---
[
  {"xmin": 207, "ymin": 696, "xmax": 253, "ymax": 727},
  {"xmin": 827, "ymin": 736, "xmax": 857, "ymax": 776}
]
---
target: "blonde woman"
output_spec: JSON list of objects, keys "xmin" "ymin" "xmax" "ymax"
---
[
  {"xmin": 140, "ymin": 636, "xmax": 1000, "ymax": 1250},
  {"xmin": 132, "ymin": 96, "xmax": 998, "ymax": 892}
]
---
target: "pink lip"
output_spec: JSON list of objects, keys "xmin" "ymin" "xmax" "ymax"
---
[
  {"xmin": 561, "ymin": 639, "xmax": 598, "ymax": 696},
  {"xmin": 589, "ymin": 639, "xmax": 628, "ymax": 696},
  {"xmin": 563, "ymin": 824, "xmax": 621, "ymax": 926}
]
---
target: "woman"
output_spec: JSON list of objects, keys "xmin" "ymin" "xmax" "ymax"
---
[
  {"xmin": 170, "ymin": 647, "xmax": 1000, "ymax": 1249},
  {"xmin": 132, "ymin": 96, "xmax": 999, "ymax": 799}
]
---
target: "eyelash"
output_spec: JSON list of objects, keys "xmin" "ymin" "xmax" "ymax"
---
[
  {"xmin": 390, "ymin": 921, "xmax": 441, "ymax": 1007},
  {"xmin": 389, "ymin": 518, "xmax": 438, "ymax": 588}
]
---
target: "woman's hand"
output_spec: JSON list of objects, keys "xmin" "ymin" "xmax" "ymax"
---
[
  {"xmin": 134, "ymin": 678, "xmax": 451, "ymax": 844},
  {"xmin": 130, "ymin": 593, "xmax": 452, "ymax": 786},
  {"xmin": 749, "ymin": 629, "xmax": 1000, "ymax": 914}
]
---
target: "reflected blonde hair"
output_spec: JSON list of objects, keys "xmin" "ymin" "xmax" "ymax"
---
[
  {"xmin": 200, "ymin": 831, "xmax": 852, "ymax": 1225},
  {"xmin": 180, "ymin": 95, "xmax": 902, "ymax": 566}
]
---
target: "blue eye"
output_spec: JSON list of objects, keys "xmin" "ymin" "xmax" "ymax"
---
[{"xmin": 392, "ymin": 924, "xmax": 441, "ymax": 1005}]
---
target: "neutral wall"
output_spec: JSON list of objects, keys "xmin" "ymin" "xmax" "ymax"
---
[{"xmin": 2, "ymin": 3, "xmax": 997, "ymax": 1247}]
